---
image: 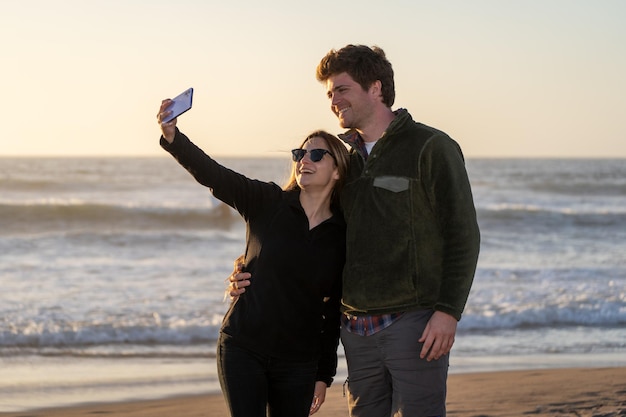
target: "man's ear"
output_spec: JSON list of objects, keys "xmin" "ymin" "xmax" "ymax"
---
[{"xmin": 369, "ymin": 80, "xmax": 383, "ymax": 100}]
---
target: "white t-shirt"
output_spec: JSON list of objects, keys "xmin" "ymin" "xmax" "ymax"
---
[{"xmin": 365, "ymin": 140, "xmax": 378, "ymax": 155}]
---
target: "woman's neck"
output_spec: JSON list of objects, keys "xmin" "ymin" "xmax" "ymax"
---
[{"xmin": 299, "ymin": 189, "xmax": 333, "ymax": 230}]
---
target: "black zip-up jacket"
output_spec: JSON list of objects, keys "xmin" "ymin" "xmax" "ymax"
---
[{"xmin": 161, "ymin": 129, "xmax": 345, "ymax": 385}]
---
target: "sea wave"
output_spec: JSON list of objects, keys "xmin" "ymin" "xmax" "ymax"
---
[
  {"xmin": 3, "ymin": 201, "xmax": 625, "ymax": 234},
  {"xmin": 2, "ymin": 300, "xmax": 623, "ymax": 352},
  {"xmin": 0, "ymin": 318, "xmax": 222, "ymax": 350},
  {"xmin": 0, "ymin": 177, "xmax": 67, "ymax": 192},
  {"xmin": 526, "ymin": 180, "xmax": 626, "ymax": 196},
  {"xmin": 0, "ymin": 202, "xmax": 240, "ymax": 233},
  {"xmin": 461, "ymin": 301, "xmax": 626, "ymax": 330},
  {"xmin": 476, "ymin": 206, "xmax": 626, "ymax": 230},
  {"xmin": 463, "ymin": 267, "xmax": 626, "ymax": 330}
]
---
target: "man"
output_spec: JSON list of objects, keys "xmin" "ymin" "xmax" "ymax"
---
[{"xmin": 231, "ymin": 45, "xmax": 480, "ymax": 417}]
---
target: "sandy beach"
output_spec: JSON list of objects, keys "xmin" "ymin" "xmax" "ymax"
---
[{"xmin": 2, "ymin": 367, "xmax": 624, "ymax": 417}]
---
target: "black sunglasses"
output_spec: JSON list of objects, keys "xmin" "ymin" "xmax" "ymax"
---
[{"xmin": 291, "ymin": 148, "xmax": 335, "ymax": 163}]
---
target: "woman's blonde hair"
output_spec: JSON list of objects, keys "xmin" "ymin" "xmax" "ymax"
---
[{"xmin": 283, "ymin": 130, "xmax": 349, "ymax": 206}]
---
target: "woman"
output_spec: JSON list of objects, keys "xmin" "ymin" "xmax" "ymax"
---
[{"xmin": 157, "ymin": 99, "xmax": 349, "ymax": 417}]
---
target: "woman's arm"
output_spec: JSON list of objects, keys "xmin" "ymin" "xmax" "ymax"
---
[{"xmin": 157, "ymin": 100, "xmax": 282, "ymax": 219}]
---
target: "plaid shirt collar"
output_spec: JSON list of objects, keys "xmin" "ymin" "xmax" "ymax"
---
[{"xmin": 339, "ymin": 130, "xmax": 369, "ymax": 159}]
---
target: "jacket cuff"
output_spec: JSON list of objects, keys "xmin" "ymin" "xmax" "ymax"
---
[
  {"xmin": 434, "ymin": 304, "xmax": 462, "ymax": 321},
  {"xmin": 316, "ymin": 374, "xmax": 334, "ymax": 387}
]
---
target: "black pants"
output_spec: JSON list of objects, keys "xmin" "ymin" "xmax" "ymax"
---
[{"xmin": 217, "ymin": 333, "xmax": 318, "ymax": 417}]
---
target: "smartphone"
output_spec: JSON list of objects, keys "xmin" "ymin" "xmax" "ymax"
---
[{"xmin": 162, "ymin": 87, "xmax": 193, "ymax": 123}]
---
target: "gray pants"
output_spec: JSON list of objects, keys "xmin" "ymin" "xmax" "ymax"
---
[{"xmin": 341, "ymin": 309, "xmax": 448, "ymax": 417}]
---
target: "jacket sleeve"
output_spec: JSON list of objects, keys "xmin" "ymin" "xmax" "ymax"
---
[
  {"xmin": 315, "ymin": 276, "xmax": 342, "ymax": 386},
  {"xmin": 160, "ymin": 128, "xmax": 282, "ymax": 220},
  {"xmin": 422, "ymin": 135, "xmax": 481, "ymax": 320}
]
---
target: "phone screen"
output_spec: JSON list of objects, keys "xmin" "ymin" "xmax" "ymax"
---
[{"xmin": 163, "ymin": 87, "xmax": 193, "ymax": 123}]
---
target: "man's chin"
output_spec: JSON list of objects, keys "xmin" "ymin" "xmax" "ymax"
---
[{"xmin": 337, "ymin": 118, "xmax": 351, "ymax": 129}]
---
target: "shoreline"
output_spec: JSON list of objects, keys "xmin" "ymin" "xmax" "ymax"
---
[
  {"xmin": 2, "ymin": 366, "xmax": 625, "ymax": 417},
  {"xmin": 2, "ymin": 351, "xmax": 625, "ymax": 413}
]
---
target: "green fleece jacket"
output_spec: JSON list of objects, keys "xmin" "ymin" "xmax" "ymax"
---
[{"xmin": 339, "ymin": 109, "xmax": 480, "ymax": 320}]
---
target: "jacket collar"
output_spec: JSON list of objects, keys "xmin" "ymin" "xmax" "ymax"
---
[{"xmin": 338, "ymin": 109, "xmax": 411, "ymax": 158}]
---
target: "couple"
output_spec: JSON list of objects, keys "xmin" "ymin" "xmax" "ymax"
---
[{"xmin": 157, "ymin": 45, "xmax": 481, "ymax": 417}]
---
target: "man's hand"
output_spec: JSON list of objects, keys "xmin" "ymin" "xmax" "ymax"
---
[
  {"xmin": 418, "ymin": 311, "xmax": 458, "ymax": 361},
  {"xmin": 225, "ymin": 255, "xmax": 251, "ymax": 301}
]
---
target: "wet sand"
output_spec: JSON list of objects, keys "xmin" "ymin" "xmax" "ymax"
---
[{"xmin": 2, "ymin": 367, "xmax": 625, "ymax": 417}]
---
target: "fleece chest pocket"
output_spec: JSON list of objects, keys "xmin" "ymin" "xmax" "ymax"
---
[{"xmin": 373, "ymin": 176, "xmax": 410, "ymax": 193}]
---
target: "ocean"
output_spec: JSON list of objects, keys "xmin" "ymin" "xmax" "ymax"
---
[{"xmin": 1, "ymin": 156, "xmax": 624, "ymax": 412}]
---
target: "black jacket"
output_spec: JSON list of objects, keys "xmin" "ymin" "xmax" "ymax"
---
[{"xmin": 161, "ymin": 129, "xmax": 345, "ymax": 385}]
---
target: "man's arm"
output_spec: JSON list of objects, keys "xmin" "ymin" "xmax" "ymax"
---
[{"xmin": 418, "ymin": 136, "xmax": 480, "ymax": 361}]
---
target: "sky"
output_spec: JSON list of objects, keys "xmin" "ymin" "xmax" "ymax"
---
[{"xmin": 2, "ymin": 0, "xmax": 625, "ymax": 158}]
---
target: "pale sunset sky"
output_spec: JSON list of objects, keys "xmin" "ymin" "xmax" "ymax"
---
[{"xmin": 2, "ymin": 0, "xmax": 625, "ymax": 158}]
